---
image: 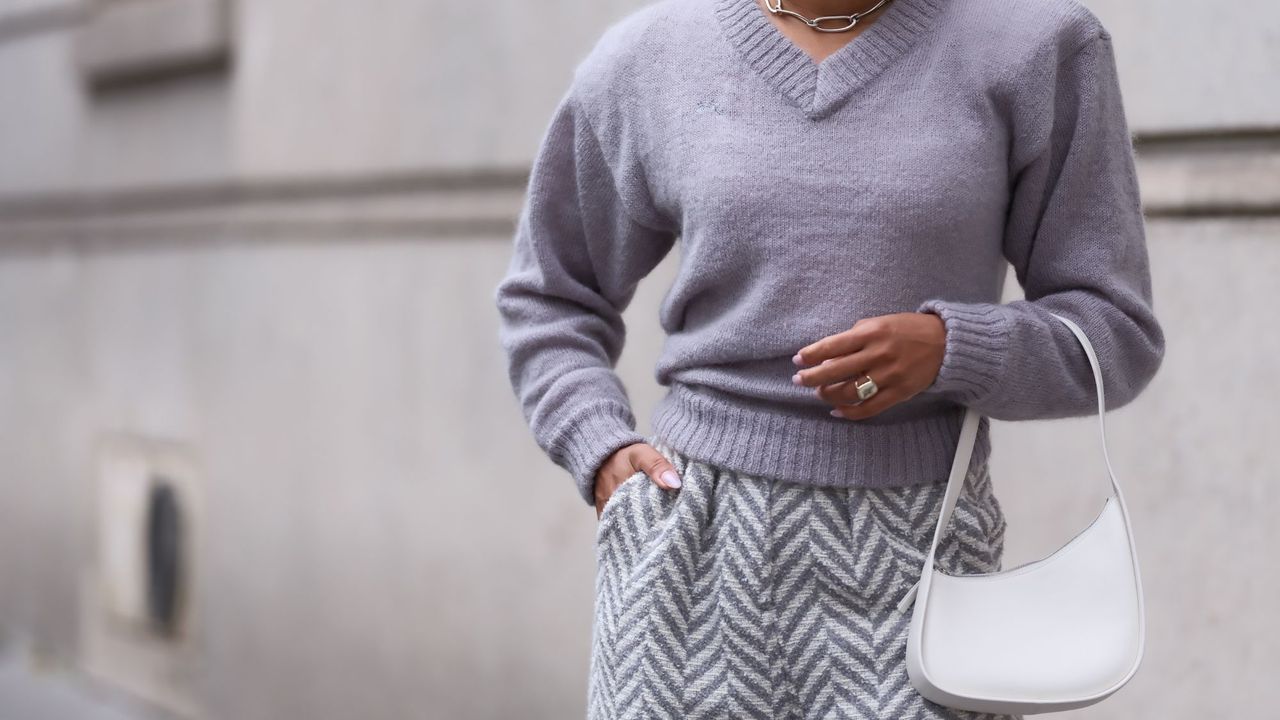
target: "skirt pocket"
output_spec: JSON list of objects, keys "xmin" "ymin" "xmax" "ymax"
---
[
  {"xmin": 594, "ymin": 439, "xmax": 690, "ymax": 582},
  {"xmin": 595, "ymin": 469, "xmax": 649, "ymax": 538}
]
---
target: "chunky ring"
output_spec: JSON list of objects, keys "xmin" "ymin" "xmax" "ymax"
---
[{"xmin": 854, "ymin": 373, "xmax": 879, "ymax": 402}]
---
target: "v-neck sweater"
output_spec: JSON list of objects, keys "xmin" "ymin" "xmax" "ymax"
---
[{"xmin": 495, "ymin": 0, "xmax": 1166, "ymax": 507}]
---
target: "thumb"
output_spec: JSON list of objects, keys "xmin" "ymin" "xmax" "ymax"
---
[{"xmin": 634, "ymin": 444, "xmax": 682, "ymax": 490}]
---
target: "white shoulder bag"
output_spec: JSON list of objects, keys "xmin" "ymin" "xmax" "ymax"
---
[{"xmin": 895, "ymin": 293, "xmax": 1146, "ymax": 714}]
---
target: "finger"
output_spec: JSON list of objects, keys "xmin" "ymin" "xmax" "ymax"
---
[
  {"xmin": 793, "ymin": 346, "xmax": 883, "ymax": 387},
  {"xmin": 793, "ymin": 317, "xmax": 885, "ymax": 366},
  {"xmin": 594, "ymin": 481, "xmax": 607, "ymax": 520},
  {"xmin": 829, "ymin": 384, "xmax": 906, "ymax": 420},
  {"xmin": 632, "ymin": 444, "xmax": 682, "ymax": 490},
  {"xmin": 817, "ymin": 363, "xmax": 900, "ymax": 406}
]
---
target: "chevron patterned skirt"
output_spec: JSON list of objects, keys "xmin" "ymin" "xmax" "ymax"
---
[{"xmin": 587, "ymin": 435, "xmax": 1020, "ymax": 720}]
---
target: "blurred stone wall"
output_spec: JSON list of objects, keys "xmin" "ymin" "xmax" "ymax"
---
[{"xmin": 0, "ymin": 0, "xmax": 1275, "ymax": 718}]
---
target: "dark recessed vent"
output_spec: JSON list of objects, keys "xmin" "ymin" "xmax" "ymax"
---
[{"xmin": 145, "ymin": 478, "xmax": 185, "ymax": 636}]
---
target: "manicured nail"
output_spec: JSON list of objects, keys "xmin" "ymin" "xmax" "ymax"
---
[
  {"xmin": 792, "ymin": 353, "xmax": 804, "ymax": 365},
  {"xmin": 791, "ymin": 372, "xmax": 802, "ymax": 384},
  {"xmin": 830, "ymin": 409, "xmax": 843, "ymax": 417},
  {"xmin": 662, "ymin": 470, "xmax": 682, "ymax": 489}
]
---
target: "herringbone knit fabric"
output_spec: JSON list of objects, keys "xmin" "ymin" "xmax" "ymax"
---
[
  {"xmin": 588, "ymin": 437, "xmax": 1018, "ymax": 720},
  {"xmin": 494, "ymin": 0, "xmax": 1166, "ymax": 508}
]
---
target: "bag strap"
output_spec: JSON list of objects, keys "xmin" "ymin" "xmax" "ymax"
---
[{"xmin": 895, "ymin": 265, "xmax": 1127, "ymax": 614}]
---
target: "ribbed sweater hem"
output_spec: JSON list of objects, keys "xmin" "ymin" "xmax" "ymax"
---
[{"xmin": 651, "ymin": 381, "xmax": 991, "ymax": 488}]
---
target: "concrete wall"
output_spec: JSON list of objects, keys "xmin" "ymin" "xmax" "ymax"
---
[{"xmin": 0, "ymin": 0, "xmax": 1276, "ymax": 718}]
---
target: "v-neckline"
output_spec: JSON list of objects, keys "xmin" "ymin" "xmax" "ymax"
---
[{"xmin": 713, "ymin": 0, "xmax": 946, "ymax": 120}]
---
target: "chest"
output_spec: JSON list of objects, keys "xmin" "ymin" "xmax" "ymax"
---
[{"xmin": 650, "ymin": 72, "xmax": 1013, "ymax": 254}]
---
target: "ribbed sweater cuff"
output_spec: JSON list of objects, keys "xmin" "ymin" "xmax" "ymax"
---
[
  {"xmin": 547, "ymin": 402, "xmax": 647, "ymax": 507},
  {"xmin": 916, "ymin": 299, "xmax": 1015, "ymax": 405}
]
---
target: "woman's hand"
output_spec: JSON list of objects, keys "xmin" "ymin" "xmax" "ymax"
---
[
  {"xmin": 791, "ymin": 312, "xmax": 947, "ymax": 420},
  {"xmin": 593, "ymin": 442, "xmax": 683, "ymax": 520}
]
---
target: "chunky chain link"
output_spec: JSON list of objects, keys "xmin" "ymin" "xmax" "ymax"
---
[{"xmin": 762, "ymin": 0, "xmax": 894, "ymax": 32}]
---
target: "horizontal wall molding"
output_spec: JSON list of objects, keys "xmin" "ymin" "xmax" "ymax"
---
[
  {"xmin": 1133, "ymin": 124, "xmax": 1280, "ymax": 146},
  {"xmin": 0, "ymin": 169, "xmax": 530, "ymax": 244},
  {"xmin": 76, "ymin": 0, "xmax": 233, "ymax": 91},
  {"xmin": 0, "ymin": 0, "xmax": 85, "ymax": 43},
  {"xmin": 1135, "ymin": 125, "xmax": 1280, "ymax": 219},
  {"xmin": 0, "ymin": 167, "xmax": 530, "ymax": 217}
]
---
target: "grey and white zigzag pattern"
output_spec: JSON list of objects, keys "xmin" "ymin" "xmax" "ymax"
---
[{"xmin": 587, "ymin": 439, "xmax": 1020, "ymax": 720}]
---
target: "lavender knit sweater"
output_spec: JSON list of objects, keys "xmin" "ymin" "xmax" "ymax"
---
[{"xmin": 494, "ymin": 0, "xmax": 1165, "ymax": 507}]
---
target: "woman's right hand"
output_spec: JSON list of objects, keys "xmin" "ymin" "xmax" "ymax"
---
[{"xmin": 594, "ymin": 442, "xmax": 683, "ymax": 520}]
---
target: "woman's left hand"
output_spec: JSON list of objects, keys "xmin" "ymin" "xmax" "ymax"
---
[{"xmin": 791, "ymin": 312, "xmax": 947, "ymax": 420}]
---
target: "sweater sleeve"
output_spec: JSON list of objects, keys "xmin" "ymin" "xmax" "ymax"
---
[
  {"xmin": 494, "ymin": 83, "xmax": 678, "ymax": 507},
  {"xmin": 914, "ymin": 30, "xmax": 1165, "ymax": 419}
]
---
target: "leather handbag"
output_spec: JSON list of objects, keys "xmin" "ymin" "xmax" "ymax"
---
[{"xmin": 895, "ymin": 302, "xmax": 1146, "ymax": 714}]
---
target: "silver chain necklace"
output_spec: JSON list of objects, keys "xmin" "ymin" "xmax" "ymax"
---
[{"xmin": 762, "ymin": 0, "xmax": 894, "ymax": 33}]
